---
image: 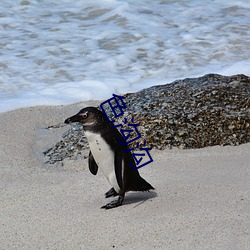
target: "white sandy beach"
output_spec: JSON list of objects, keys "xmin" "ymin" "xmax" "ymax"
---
[{"xmin": 0, "ymin": 102, "xmax": 249, "ymax": 249}]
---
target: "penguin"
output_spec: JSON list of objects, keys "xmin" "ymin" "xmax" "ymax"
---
[{"xmin": 65, "ymin": 107, "xmax": 154, "ymax": 209}]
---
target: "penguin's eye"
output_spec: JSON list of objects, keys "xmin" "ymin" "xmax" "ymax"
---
[{"xmin": 79, "ymin": 112, "xmax": 88, "ymax": 119}]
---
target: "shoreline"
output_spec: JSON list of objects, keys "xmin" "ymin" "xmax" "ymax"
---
[{"xmin": 0, "ymin": 103, "xmax": 249, "ymax": 249}]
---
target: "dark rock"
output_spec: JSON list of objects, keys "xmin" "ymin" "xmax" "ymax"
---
[{"xmin": 43, "ymin": 74, "xmax": 250, "ymax": 163}]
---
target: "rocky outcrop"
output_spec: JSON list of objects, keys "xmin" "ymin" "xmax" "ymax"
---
[{"xmin": 44, "ymin": 74, "xmax": 250, "ymax": 163}]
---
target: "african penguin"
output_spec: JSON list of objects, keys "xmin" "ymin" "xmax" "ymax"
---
[{"xmin": 65, "ymin": 107, "xmax": 154, "ymax": 209}]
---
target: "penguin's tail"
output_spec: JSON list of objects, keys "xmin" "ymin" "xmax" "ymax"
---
[{"xmin": 132, "ymin": 176, "xmax": 154, "ymax": 192}]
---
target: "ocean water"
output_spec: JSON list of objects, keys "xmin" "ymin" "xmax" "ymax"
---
[{"xmin": 0, "ymin": 0, "xmax": 250, "ymax": 112}]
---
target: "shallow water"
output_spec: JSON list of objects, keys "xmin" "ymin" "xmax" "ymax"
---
[{"xmin": 0, "ymin": 0, "xmax": 250, "ymax": 112}]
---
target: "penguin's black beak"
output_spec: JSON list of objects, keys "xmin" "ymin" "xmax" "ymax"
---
[{"xmin": 64, "ymin": 114, "xmax": 81, "ymax": 124}]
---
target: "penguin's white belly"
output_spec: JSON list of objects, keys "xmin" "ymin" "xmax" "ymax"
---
[{"xmin": 85, "ymin": 131, "xmax": 120, "ymax": 193}]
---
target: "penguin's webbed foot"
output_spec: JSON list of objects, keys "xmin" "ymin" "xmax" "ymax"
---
[
  {"xmin": 105, "ymin": 187, "xmax": 118, "ymax": 198},
  {"xmin": 101, "ymin": 196, "xmax": 124, "ymax": 209}
]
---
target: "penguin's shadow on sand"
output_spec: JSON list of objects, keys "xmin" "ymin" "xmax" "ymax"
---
[{"xmin": 122, "ymin": 191, "xmax": 157, "ymax": 208}]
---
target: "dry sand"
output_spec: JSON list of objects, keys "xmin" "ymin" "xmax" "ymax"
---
[{"xmin": 0, "ymin": 102, "xmax": 249, "ymax": 250}]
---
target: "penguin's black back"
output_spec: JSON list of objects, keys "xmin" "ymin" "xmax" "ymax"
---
[{"xmin": 105, "ymin": 124, "xmax": 154, "ymax": 192}]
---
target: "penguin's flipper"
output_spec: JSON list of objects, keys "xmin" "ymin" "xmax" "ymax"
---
[
  {"xmin": 101, "ymin": 196, "xmax": 124, "ymax": 209},
  {"xmin": 88, "ymin": 151, "xmax": 98, "ymax": 175},
  {"xmin": 114, "ymin": 144, "xmax": 124, "ymax": 190},
  {"xmin": 105, "ymin": 187, "xmax": 118, "ymax": 198}
]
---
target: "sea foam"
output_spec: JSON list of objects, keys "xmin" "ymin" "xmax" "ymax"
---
[{"xmin": 0, "ymin": 0, "xmax": 249, "ymax": 112}]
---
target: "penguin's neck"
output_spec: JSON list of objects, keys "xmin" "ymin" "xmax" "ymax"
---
[{"xmin": 83, "ymin": 121, "xmax": 111, "ymax": 134}]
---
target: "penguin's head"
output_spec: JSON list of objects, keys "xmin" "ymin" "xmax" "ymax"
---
[{"xmin": 65, "ymin": 107, "xmax": 108, "ymax": 129}]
